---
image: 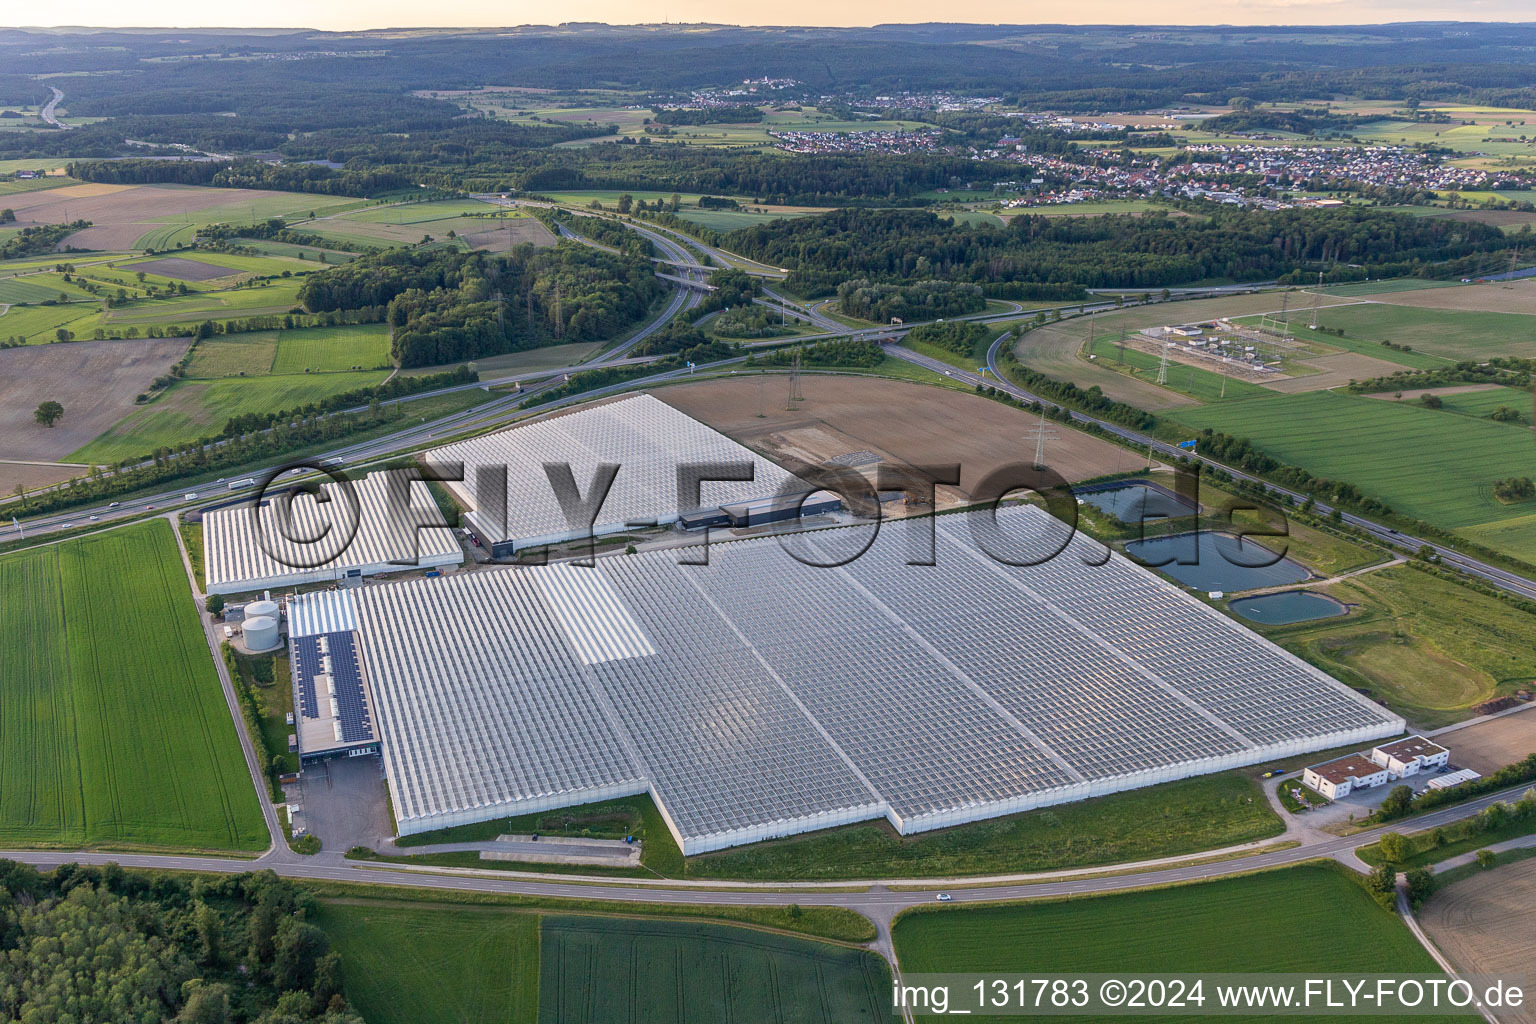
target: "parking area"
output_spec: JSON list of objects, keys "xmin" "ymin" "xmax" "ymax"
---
[{"xmin": 295, "ymin": 753, "xmax": 393, "ymax": 853}]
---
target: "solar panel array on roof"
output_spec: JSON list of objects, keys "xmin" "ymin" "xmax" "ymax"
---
[
  {"xmin": 203, "ymin": 470, "xmax": 463, "ymax": 594},
  {"xmin": 424, "ymin": 393, "xmax": 806, "ymax": 551},
  {"xmin": 352, "ymin": 506, "xmax": 1404, "ymax": 853},
  {"xmin": 289, "ymin": 628, "xmax": 376, "ymax": 757}
]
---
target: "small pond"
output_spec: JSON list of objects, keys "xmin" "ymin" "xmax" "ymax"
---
[
  {"xmin": 1123, "ymin": 531, "xmax": 1310, "ymax": 592},
  {"xmin": 1230, "ymin": 591, "xmax": 1349, "ymax": 625},
  {"xmin": 1079, "ymin": 481, "xmax": 1198, "ymax": 523}
]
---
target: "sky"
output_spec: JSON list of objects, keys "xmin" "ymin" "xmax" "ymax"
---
[{"xmin": 14, "ymin": 0, "xmax": 1532, "ymax": 32}]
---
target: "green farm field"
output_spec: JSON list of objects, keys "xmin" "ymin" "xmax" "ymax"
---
[
  {"xmin": 894, "ymin": 865, "xmax": 1458, "ymax": 1024},
  {"xmin": 1168, "ymin": 390, "xmax": 1536, "ymax": 532},
  {"xmin": 315, "ymin": 901, "xmax": 540, "ymax": 1024},
  {"xmin": 0, "ymin": 275, "xmax": 95, "ymax": 304},
  {"xmin": 270, "ymin": 324, "xmax": 393, "ymax": 374},
  {"xmin": 540, "ymin": 916, "xmax": 890, "ymax": 1024},
  {"xmin": 1304, "ymin": 302, "xmax": 1536, "ymax": 361},
  {"xmin": 70, "ymin": 369, "xmax": 388, "ymax": 464},
  {"xmin": 184, "ymin": 332, "xmax": 279, "ymax": 377},
  {"xmin": 0, "ymin": 520, "xmax": 266, "ymax": 850}
]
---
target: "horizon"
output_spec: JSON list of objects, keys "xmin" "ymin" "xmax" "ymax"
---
[{"xmin": 8, "ymin": 8, "xmax": 1536, "ymax": 31}]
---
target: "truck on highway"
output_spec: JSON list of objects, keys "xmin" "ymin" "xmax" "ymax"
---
[{"xmin": 229, "ymin": 478, "xmax": 257, "ymax": 490}]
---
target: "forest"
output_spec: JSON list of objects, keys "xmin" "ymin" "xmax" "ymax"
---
[
  {"xmin": 298, "ymin": 243, "xmax": 663, "ymax": 367},
  {"xmin": 722, "ymin": 206, "xmax": 1518, "ymax": 295},
  {"xmin": 0, "ymin": 860, "xmax": 362, "ymax": 1024}
]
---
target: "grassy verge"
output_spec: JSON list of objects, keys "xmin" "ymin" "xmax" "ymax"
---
[
  {"xmin": 687, "ymin": 773, "xmax": 1280, "ymax": 881},
  {"xmin": 1359, "ymin": 798, "xmax": 1536, "ymax": 869},
  {"xmin": 177, "ymin": 517, "xmax": 204, "ymax": 591}
]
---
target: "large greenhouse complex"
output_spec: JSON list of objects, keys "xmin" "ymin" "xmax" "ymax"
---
[
  {"xmin": 298, "ymin": 506, "xmax": 1403, "ymax": 854},
  {"xmin": 424, "ymin": 393, "xmax": 815, "ymax": 556},
  {"xmin": 203, "ymin": 469, "xmax": 463, "ymax": 594}
]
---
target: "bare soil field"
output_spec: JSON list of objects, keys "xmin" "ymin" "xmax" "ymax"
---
[
  {"xmin": 0, "ymin": 460, "xmax": 82, "ymax": 493},
  {"xmin": 130, "ymin": 256, "xmax": 232, "ymax": 281},
  {"xmin": 660, "ymin": 374, "xmax": 1138, "ymax": 508},
  {"xmin": 1420, "ymin": 857, "xmax": 1536, "ymax": 1024},
  {"xmin": 1440, "ymin": 710, "xmax": 1536, "ymax": 776},
  {"xmin": 1363, "ymin": 280, "xmax": 1536, "ymax": 315},
  {"xmin": 0, "ymin": 337, "xmax": 188, "ymax": 470},
  {"xmin": 459, "ymin": 217, "xmax": 557, "ymax": 252},
  {"xmin": 1262, "ymin": 351, "xmax": 1417, "ymax": 393},
  {"xmin": 3, "ymin": 183, "xmax": 292, "ymax": 251}
]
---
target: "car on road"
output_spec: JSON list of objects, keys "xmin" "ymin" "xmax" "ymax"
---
[
  {"xmin": 89, "ymin": 515, "xmax": 99, "ymax": 521},
  {"xmin": 184, "ymin": 493, "xmax": 198, "ymax": 500},
  {"xmin": 62, "ymin": 522, "xmax": 74, "ymax": 528},
  {"xmin": 108, "ymin": 501, "xmax": 120, "ymax": 508},
  {"xmin": 936, "ymin": 892, "xmax": 953, "ymax": 902}
]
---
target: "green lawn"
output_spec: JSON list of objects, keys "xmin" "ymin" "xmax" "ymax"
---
[
  {"xmin": 0, "ymin": 520, "xmax": 266, "ymax": 850},
  {"xmin": 1168, "ymin": 390, "xmax": 1536, "ymax": 532},
  {"xmin": 1274, "ymin": 565, "xmax": 1536, "ymax": 728},
  {"xmin": 1307, "ymin": 302, "xmax": 1536, "ymax": 361},
  {"xmin": 270, "ymin": 324, "xmax": 392, "ymax": 374},
  {"xmin": 688, "ymin": 773, "xmax": 1280, "ymax": 880},
  {"xmin": 70, "ymin": 369, "xmax": 388, "ymax": 464},
  {"xmin": 894, "ymin": 864, "xmax": 1458, "ymax": 1024},
  {"xmin": 314, "ymin": 901, "xmax": 540, "ymax": 1024},
  {"xmin": 540, "ymin": 916, "xmax": 890, "ymax": 1024}
]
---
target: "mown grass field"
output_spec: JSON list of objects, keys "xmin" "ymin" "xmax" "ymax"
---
[
  {"xmin": 1306, "ymin": 302, "xmax": 1536, "ymax": 361},
  {"xmin": 688, "ymin": 773, "xmax": 1279, "ymax": 880},
  {"xmin": 184, "ymin": 332, "xmax": 279, "ymax": 378},
  {"xmin": 0, "ymin": 275, "xmax": 95, "ymax": 304},
  {"xmin": 1277, "ymin": 565, "xmax": 1536, "ymax": 728},
  {"xmin": 70, "ymin": 369, "xmax": 388, "ymax": 464},
  {"xmin": 540, "ymin": 916, "xmax": 890, "ymax": 1024},
  {"xmin": 894, "ymin": 865, "xmax": 1457, "ymax": 1024},
  {"xmin": 270, "ymin": 324, "xmax": 392, "ymax": 374},
  {"xmin": 314, "ymin": 901, "xmax": 540, "ymax": 1024},
  {"xmin": 1168, "ymin": 389, "xmax": 1534, "ymax": 532},
  {"xmin": 0, "ymin": 520, "xmax": 266, "ymax": 850}
]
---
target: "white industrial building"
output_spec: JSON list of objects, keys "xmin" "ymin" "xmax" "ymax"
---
[
  {"xmin": 343, "ymin": 506, "xmax": 1403, "ymax": 854},
  {"xmin": 424, "ymin": 394, "xmax": 812, "ymax": 556},
  {"xmin": 1370, "ymin": 735, "xmax": 1450, "ymax": 778},
  {"xmin": 203, "ymin": 470, "xmax": 463, "ymax": 594},
  {"xmin": 1302, "ymin": 753, "xmax": 1391, "ymax": 800}
]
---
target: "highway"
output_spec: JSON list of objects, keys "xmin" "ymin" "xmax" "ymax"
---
[
  {"xmin": 39, "ymin": 86, "xmax": 72, "ymax": 130},
  {"xmin": 10, "ymin": 201, "xmax": 1536, "ymax": 613}
]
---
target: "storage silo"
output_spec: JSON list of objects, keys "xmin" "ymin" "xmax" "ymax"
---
[
  {"xmin": 244, "ymin": 615, "xmax": 281, "ymax": 652},
  {"xmin": 245, "ymin": 599, "xmax": 280, "ymax": 621}
]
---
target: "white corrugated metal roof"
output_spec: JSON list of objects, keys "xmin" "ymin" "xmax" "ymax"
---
[
  {"xmin": 425, "ymin": 394, "xmax": 802, "ymax": 547},
  {"xmin": 288, "ymin": 590, "xmax": 359, "ymax": 638},
  {"xmin": 203, "ymin": 470, "xmax": 462, "ymax": 593}
]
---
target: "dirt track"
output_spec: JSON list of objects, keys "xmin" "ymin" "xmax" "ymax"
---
[
  {"xmin": 1420, "ymin": 857, "xmax": 1536, "ymax": 1024},
  {"xmin": 659, "ymin": 374, "xmax": 1139, "ymax": 508},
  {"xmin": 0, "ymin": 337, "xmax": 188, "ymax": 479}
]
